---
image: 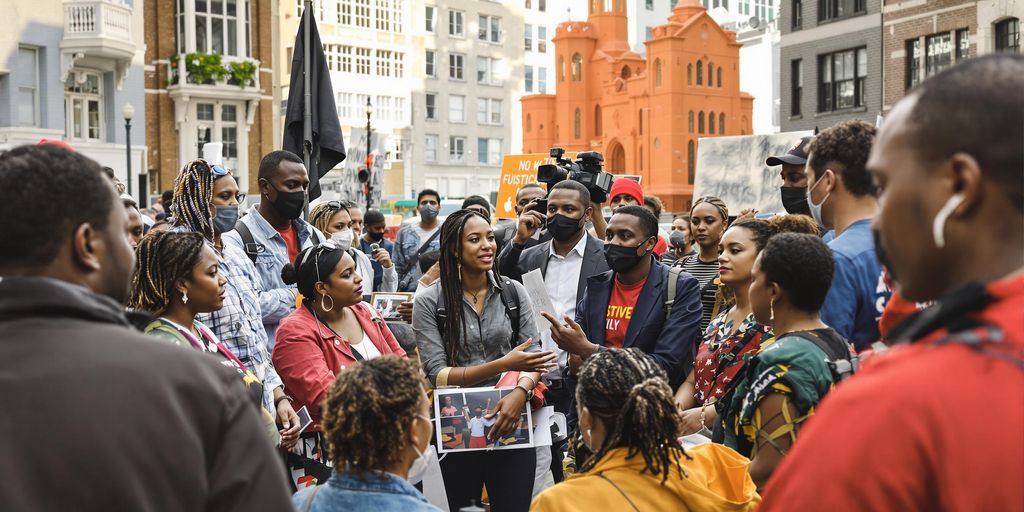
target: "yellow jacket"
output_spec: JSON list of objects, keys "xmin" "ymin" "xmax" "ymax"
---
[{"xmin": 531, "ymin": 443, "xmax": 760, "ymax": 512}]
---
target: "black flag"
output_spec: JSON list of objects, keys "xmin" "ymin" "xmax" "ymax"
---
[{"xmin": 283, "ymin": 7, "xmax": 346, "ymax": 201}]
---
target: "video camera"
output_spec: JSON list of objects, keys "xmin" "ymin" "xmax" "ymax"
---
[{"xmin": 536, "ymin": 147, "xmax": 614, "ymax": 203}]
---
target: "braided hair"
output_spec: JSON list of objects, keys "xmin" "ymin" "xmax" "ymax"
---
[
  {"xmin": 128, "ymin": 231, "xmax": 205, "ymax": 314},
  {"xmin": 437, "ymin": 209, "xmax": 490, "ymax": 365},
  {"xmin": 170, "ymin": 160, "xmax": 215, "ymax": 241},
  {"xmin": 690, "ymin": 196, "xmax": 729, "ymax": 223},
  {"xmin": 309, "ymin": 201, "xmax": 348, "ymax": 235},
  {"xmin": 576, "ymin": 348, "xmax": 689, "ymax": 483},
  {"xmin": 321, "ymin": 356, "xmax": 427, "ymax": 476}
]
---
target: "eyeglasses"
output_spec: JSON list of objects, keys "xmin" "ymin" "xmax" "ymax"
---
[{"xmin": 235, "ymin": 192, "xmax": 247, "ymax": 203}]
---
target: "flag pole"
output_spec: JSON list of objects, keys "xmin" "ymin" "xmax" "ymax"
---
[{"xmin": 302, "ymin": 0, "xmax": 313, "ymax": 219}]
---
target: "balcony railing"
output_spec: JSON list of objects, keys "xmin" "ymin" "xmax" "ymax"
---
[{"xmin": 64, "ymin": 0, "xmax": 132, "ymax": 42}]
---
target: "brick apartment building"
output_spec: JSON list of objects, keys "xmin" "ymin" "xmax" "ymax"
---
[
  {"xmin": 143, "ymin": 0, "xmax": 276, "ymax": 197},
  {"xmin": 779, "ymin": 0, "xmax": 883, "ymax": 132}
]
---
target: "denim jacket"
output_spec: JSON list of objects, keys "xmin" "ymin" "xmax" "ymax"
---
[
  {"xmin": 223, "ymin": 205, "xmax": 324, "ymax": 347},
  {"xmin": 291, "ymin": 470, "xmax": 440, "ymax": 512}
]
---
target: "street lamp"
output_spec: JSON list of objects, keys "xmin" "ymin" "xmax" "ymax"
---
[
  {"xmin": 122, "ymin": 102, "xmax": 135, "ymax": 197},
  {"xmin": 364, "ymin": 96, "xmax": 373, "ymax": 211}
]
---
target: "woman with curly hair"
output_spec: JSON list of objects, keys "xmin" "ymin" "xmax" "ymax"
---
[
  {"xmin": 531, "ymin": 348, "xmax": 760, "ymax": 511},
  {"xmin": 292, "ymin": 356, "xmax": 440, "ymax": 511},
  {"xmin": 675, "ymin": 215, "xmax": 820, "ymax": 441}
]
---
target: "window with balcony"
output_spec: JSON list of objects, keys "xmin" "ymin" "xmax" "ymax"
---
[
  {"xmin": 818, "ymin": 47, "xmax": 867, "ymax": 112},
  {"xmin": 449, "ymin": 136, "xmax": 466, "ymax": 162},
  {"xmin": 538, "ymin": 27, "xmax": 547, "ymax": 52},
  {"xmin": 477, "ymin": 138, "xmax": 502, "ymax": 165},
  {"xmin": 449, "ymin": 95, "xmax": 465, "ymax": 122},
  {"xmin": 995, "ymin": 18, "xmax": 1020, "ymax": 53},
  {"xmin": 479, "ymin": 15, "xmax": 501, "ymax": 43},
  {"xmin": 425, "ymin": 134, "xmax": 438, "ymax": 162},
  {"xmin": 425, "ymin": 49, "xmax": 436, "ymax": 77},
  {"xmin": 477, "ymin": 98, "xmax": 502, "ymax": 125},
  {"xmin": 791, "ymin": 59, "xmax": 802, "ymax": 115},
  {"xmin": 818, "ymin": 0, "xmax": 865, "ymax": 23},
  {"xmin": 178, "ymin": 0, "xmax": 251, "ymax": 57},
  {"xmin": 538, "ymin": 67, "xmax": 548, "ymax": 93},
  {"xmin": 64, "ymin": 71, "xmax": 103, "ymax": 141},
  {"xmin": 477, "ymin": 57, "xmax": 503, "ymax": 85},
  {"xmin": 525, "ymin": 23, "xmax": 533, "ymax": 50},
  {"xmin": 424, "ymin": 5, "xmax": 436, "ymax": 32},
  {"xmin": 15, "ymin": 46, "xmax": 39, "ymax": 127},
  {"xmin": 425, "ymin": 93, "xmax": 437, "ymax": 120},
  {"xmin": 449, "ymin": 53, "xmax": 465, "ymax": 80},
  {"xmin": 449, "ymin": 10, "xmax": 464, "ymax": 37}
]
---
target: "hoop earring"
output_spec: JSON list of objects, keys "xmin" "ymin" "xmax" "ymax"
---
[
  {"xmin": 769, "ymin": 297, "xmax": 775, "ymax": 322},
  {"xmin": 321, "ymin": 294, "xmax": 335, "ymax": 312},
  {"xmin": 182, "ymin": 290, "xmax": 189, "ymax": 305}
]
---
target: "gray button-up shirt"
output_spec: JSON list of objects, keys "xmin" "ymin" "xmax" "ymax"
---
[{"xmin": 413, "ymin": 273, "xmax": 540, "ymax": 388}]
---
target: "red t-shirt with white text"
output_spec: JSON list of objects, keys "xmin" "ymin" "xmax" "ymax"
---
[{"xmin": 604, "ymin": 276, "xmax": 646, "ymax": 349}]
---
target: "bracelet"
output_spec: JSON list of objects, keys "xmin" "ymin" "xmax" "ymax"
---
[
  {"xmin": 517, "ymin": 375, "xmax": 536, "ymax": 389},
  {"xmin": 514, "ymin": 384, "xmax": 534, "ymax": 401},
  {"xmin": 274, "ymin": 395, "xmax": 294, "ymax": 408}
]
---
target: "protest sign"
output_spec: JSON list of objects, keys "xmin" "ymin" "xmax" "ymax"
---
[{"xmin": 495, "ymin": 153, "xmax": 576, "ymax": 219}]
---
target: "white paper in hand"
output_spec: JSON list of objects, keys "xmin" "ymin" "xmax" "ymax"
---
[{"xmin": 522, "ymin": 268, "xmax": 557, "ymax": 332}]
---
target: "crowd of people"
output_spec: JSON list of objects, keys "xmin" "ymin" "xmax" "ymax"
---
[{"xmin": 0, "ymin": 54, "xmax": 1020, "ymax": 511}]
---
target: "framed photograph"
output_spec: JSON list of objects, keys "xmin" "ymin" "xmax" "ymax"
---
[
  {"xmin": 433, "ymin": 386, "xmax": 534, "ymax": 453},
  {"xmin": 370, "ymin": 292, "xmax": 413, "ymax": 321}
]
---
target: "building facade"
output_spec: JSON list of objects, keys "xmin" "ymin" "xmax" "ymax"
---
[
  {"xmin": 779, "ymin": 0, "xmax": 883, "ymax": 131},
  {"xmin": 1, "ymin": 0, "xmax": 147, "ymax": 201},
  {"xmin": 144, "ymin": 0, "xmax": 275, "ymax": 197},
  {"xmin": 522, "ymin": 0, "xmax": 753, "ymax": 211}
]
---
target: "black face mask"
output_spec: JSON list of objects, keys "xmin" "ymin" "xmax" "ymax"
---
[
  {"xmin": 603, "ymin": 238, "xmax": 653, "ymax": 273},
  {"xmin": 367, "ymin": 230, "xmax": 385, "ymax": 242},
  {"xmin": 872, "ymin": 228, "xmax": 897, "ymax": 283},
  {"xmin": 780, "ymin": 186, "xmax": 811, "ymax": 216},
  {"xmin": 266, "ymin": 182, "xmax": 306, "ymax": 220},
  {"xmin": 546, "ymin": 213, "xmax": 584, "ymax": 242}
]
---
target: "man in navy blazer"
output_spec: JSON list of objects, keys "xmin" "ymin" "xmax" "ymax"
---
[{"xmin": 545, "ymin": 206, "xmax": 703, "ymax": 388}]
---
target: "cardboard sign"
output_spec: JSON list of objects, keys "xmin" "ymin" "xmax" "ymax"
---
[
  {"xmin": 692, "ymin": 131, "xmax": 813, "ymax": 214},
  {"xmin": 495, "ymin": 153, "xmax": 576, "ymax": 219}
]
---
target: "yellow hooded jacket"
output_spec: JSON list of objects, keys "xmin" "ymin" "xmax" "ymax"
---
[{"xmin": 531, "ymin": 443, "xmax": 761, "ymax": 512}]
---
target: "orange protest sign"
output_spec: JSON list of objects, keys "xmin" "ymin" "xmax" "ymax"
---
[{"xmin": 496, "ymin": 153, "xmax": 576, "ymax": 219}]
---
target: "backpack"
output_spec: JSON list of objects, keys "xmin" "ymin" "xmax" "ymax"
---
[
  {"xmin": 663, "ymin": 266, "xmax": 686, "ymax": 318},
  {"xmin": 436, "ymin": 274, "xmax": 522, "ymax": 365},
  {"xmin": 787, "ymin": 330, "xmax": 859, "ymax": 382},
  {"xmin": 234, "ymin": 220, "xmax": 323, "ymax": 264}
]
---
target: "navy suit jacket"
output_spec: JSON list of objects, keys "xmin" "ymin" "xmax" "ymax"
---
[
  {"xmin": 500, "ymin": 234, "xmax": 608, "ymax": 301},
  {"xmin": 576, "ymin": 257, "xmax": 703, "ymax": 387}
]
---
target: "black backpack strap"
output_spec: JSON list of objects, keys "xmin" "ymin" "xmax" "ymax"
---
[
  {"xmin": 497, "ymin": 275, "xmax": 521, "ymax": 348},
  {"xmin": 787, "ymin": 330, "xmax": 859, "ymax": 380},
  {"xmin": 233, "ymin": 220, "xmax": 263, "ymax": 264},
  {"xmin": 305, "ymin": 221, "xmax": 323, "ymax": 245}
]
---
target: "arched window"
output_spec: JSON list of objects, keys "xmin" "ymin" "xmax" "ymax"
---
[
  {"xmin": 688, "ymin": 111, "xmax": 694, "ymax": 132},
  {"xmin": 639, "ymin": 145, "xmax": 644, "ymax": 171},
  {"xmin": 707, "ymin": 63, "xmax": 714, "ymax": 85},
  {"xmin": 639, "ymin": 109, "xmax": 644, "ymax": 135},
  {"xmin": 621, "ymin": 65, "xmax": 631, "ymax": 79},
  {"xmin": 687, "ymin": 140, "xmax": 695, "ymax": 184},
  {"xmin": 571, "ymin": 53, "xmax": 583, "ymax": 81},
  {"xmin": 687, "ymin": 63, "xmax": 693, "ymax": 85},
  {"xmin": 709, "ymin": 111, "xmax": 715, "ymax": 133},
  {"xmin": 696, "ymin": 61, "xmax": 703, "ymax": 85},
  {"xmin": 717, "ymin": 67, "xmax": 723, "ymax": 87},
  {"xmin": 559, "ymin": 56, "xmax": 565, "ymax": 81},
  {"xmin": 719, "ymin": 113, "xmax": 725, "ymax": 134},
  {"xmin": 526, "ymin": 114, "xmax": 532, "ymax": 132},
  {"xmin": 574, "ymin": 108, "xmax": 581, "ymax": 139},
  {"xmin": 655, "ymin": 59, "xmax": 662, "ymax": 86},
  {"xmin": 698, "ymin": 111, "xmax": 705, "ymax": 133},
  {"xmin": 594, "ymin": 104, "xmax": 602, "ymax": 136}
]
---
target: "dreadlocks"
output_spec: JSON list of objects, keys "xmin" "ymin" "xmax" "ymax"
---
[
  {"xmin": 128, "ymin": 231, "xmax": 205, "ymax": 314},
  {"xmin": 437, "ymin": 209, "xmax": 489, "ymax": 365},
  {"xmin": 309, "ymin": 201, "xmax": 348, "ymax": 235},
  {"xmin": 576, "ymin": 348, "xmax": 689, "ymax": 483},
  {"xmin": 170, "ymin": 160, "xmax": 215, "ymax": 241}
]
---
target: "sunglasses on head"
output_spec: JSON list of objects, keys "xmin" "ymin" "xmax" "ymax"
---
[
  {"xmin": 299, "ymin": 240, "xmax": 346, "ymax": 282},
  {"xmin": 211, "ymin": 164, "xmax": 231, "ymax": 178}
]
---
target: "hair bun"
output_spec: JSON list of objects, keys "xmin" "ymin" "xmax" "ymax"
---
[{"xmin": 280, "ymin": 263, "xmax": 298, "ymax": 285}]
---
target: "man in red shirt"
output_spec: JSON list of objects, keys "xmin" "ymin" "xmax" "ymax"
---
[
  {"xmin": 761, "ymin": 54, "xmax": 1024, "ymax": 511},
  {"xmin": 545, "ymin": 205, "xmax": 703, "ymax": 387}
]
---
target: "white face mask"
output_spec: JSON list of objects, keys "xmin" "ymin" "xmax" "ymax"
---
[
  {"xmin": 407, "ymin": 414, "xmax": 433, "ymax": 483},
  {"xmin": 330, "ymin": 228, "xmax": 354, "ymax": 251},
  {"xmin": 807, "ymin": 172, "xmax": 831, "ymax": 227},
  {"xmin": 932, "ymin": 193, "xmax": 965, "ymax": 249}
]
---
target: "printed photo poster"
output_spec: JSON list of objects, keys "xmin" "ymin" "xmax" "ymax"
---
[
  {"xmin": 434, "ymin": 387, "xmax": 534, "ymax": 453},
  {"xmin": 370, "ymin": 292, "xmax": 413, "ymax": 321}
]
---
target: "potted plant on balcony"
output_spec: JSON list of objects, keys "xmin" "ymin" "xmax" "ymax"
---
[
  {"xmin": 185, "ymin": 53, "xmax": 226, "ymax": 85},
  {"xmin": 227, "ymin": 60, "xmax": 257, "ymax": 88}
]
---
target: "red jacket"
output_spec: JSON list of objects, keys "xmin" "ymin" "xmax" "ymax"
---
[{"xmin": 273, "ymin": 302, "xmax": 406, "ymax": 422}]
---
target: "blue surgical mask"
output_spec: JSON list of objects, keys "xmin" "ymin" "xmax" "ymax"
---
[{"xmin": 807, "ymin": 173, "xmax": 831, "ymax": 227}]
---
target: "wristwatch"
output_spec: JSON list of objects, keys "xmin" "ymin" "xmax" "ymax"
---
[{"xmin": 514, "ymin": 384, "xmax": 534, "ymax": 401}]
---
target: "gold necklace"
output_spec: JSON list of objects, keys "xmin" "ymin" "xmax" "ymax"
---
[{"xmin": 465, "ymin": 287, "xmax": 485, "ymax": 304}]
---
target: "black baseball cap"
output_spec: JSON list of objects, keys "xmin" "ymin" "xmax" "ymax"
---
[{"xmin": 766, "ymin": 136, "xmax": 814, "ymax": 166}]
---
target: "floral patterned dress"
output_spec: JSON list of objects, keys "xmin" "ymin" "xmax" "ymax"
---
[{"xmin": 693, "ymin": 312, "xmax": 774, "ymax": 406}]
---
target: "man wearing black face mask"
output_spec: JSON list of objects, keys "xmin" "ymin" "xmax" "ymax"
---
[
  {"xmin": 544, "ymin": 205, "xmax": 703, "ymax": 389},
  {"xmin": 223, "ymin": 150, "xmax": 326, "ymax": 345},
  {"xmin": 767, "ymin": 136, "xmax": 814, "ymax": 217},
  {"xmin": 495, "ymin": 180, "xmax": 608, "ymax": 484},
  {"xmin": 358, "ymin": 209, "xmax": 396, "ymax": 292}
]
